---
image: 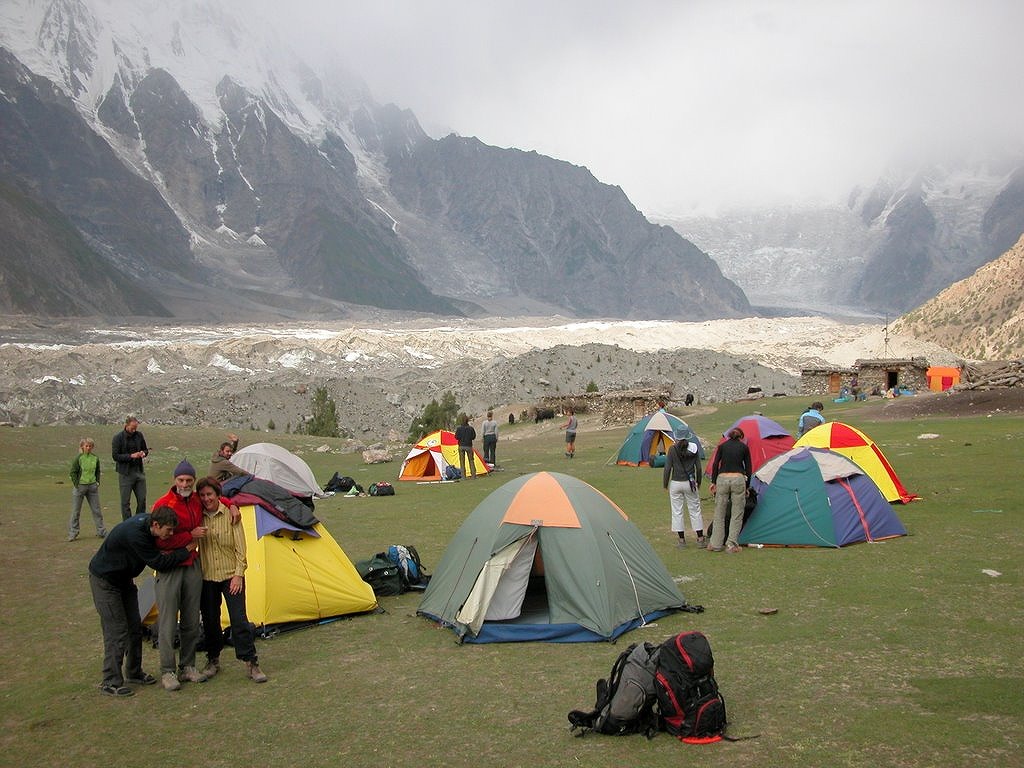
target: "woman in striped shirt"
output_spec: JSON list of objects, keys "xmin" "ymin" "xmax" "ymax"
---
[{"xmin": 196, "ymin": 477, "xmax": 268, "ymax": 683}]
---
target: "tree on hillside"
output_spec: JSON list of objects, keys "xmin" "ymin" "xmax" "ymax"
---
[
  {"xmin": 302, "ymin": 386, "xmax": 340, "ymax": 438},
  {"xmin": 408, "ymin": 390, "xmax": 460, "ymax": 441}
]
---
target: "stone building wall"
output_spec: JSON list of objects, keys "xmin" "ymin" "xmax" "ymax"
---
[{"xmin": 539, "ymin": 389, "xmax": 672, "ymax": 427}]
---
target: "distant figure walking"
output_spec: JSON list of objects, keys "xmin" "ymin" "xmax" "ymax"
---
[
  {"xmin": 455, "ymin": 415, "xmax": 477, "ymax": 479},
  {"xmin": 561, "ymin": 408, "xmax": 578, "ymax": 458}
]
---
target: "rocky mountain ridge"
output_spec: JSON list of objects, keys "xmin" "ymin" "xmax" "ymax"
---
[
  {"xmin": 659, "ymin": 157, "xmax": 1024, "ymax": 317},
  {"xmin": 0, "ymin": 0, "xmax": 749, "ymax": 322}
]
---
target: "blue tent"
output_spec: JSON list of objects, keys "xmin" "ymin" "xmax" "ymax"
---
[
  {"xmin": 615, "ymin": 410, "xmax": 703, "ymax": 466},
  {"xmin": 740, "ymin": 447, "xmax": 907, "ymax": 547}
]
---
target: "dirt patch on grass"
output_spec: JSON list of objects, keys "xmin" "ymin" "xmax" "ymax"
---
[{"xmin": 859, "ymin": 388, "xmax": 1024, "ymax": 421}]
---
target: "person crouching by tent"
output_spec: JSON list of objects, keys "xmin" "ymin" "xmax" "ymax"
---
[
  {"xmin": 88, "ymin": 507, "xmax": 197, "ymax": 697},
  {"xmin": 797, "ymin": 402, "xmax": 825, "ymax": 437},
  {"xmin": 208, "ymin": 432, "xmax": 247, "ymax": 484},
  {"xmin": 708, "ymin": 427, "xmax": 751, "ymax": 553},
  {"xmin": 663, "ymin": 434, "xmax": 706, "ymax": 548},
  {"xmin": 196, "ymin": 478, "xmax": 267, "ymax": 683}
]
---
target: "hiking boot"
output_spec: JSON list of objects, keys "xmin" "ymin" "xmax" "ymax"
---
[
  {"xmin": 67, "ymin": 534, "xmax": 78, "ymax": 542},
  {"xmin": 246, "ymin": 661, "xmax": 268, "ymax": 683},
  {"xmin": 99, "ymin": 684, "xmax": 134, "ymax": 697},
  {"xmin": 96, "ymin": 530, "xmax": 107, "ymax": 538},
  {"xmin": 125, "ymin": 672, "xmax": 157, "ymax": 685},
  {"xmin": 202, "ymin": 658, "xmax": 220, "ymax": 679},
  {"xmin": 161, "ymin": 672, "xmax": 181, "ymax": 691},
  {"xmin": 179, "ymin": 666, "xmax": 208, "ymax": 683},
  {"xmin": 696, "ymin": 536, "xmax": 707, "ymax": 549}
]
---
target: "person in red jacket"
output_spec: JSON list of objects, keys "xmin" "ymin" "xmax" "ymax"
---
[{"xmin": 151, "ymin": 459, "xmax": 209, "ymax": 691}]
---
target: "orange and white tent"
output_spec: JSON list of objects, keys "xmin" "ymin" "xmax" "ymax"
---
[
  {"xmin": 398, "ymin": 429, "xmax": 490, "ymax": 481},
  {"xmin": 795, "ymin": 421, "xmax": 918, "ymax": 503}
]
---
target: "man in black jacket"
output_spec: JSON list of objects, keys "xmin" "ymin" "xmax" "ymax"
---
[
  {"xmin": 88, "ymin": 507, "xmax": 197, "ymax": 697},
  {"xmin": 111, "ymin": 416, "xmax": 149, "ymax": 520}
]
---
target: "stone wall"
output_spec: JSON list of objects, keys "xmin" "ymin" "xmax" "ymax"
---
[{"xmin": 540, "ymin": 389, "xmax": 672, "ymax": 427}]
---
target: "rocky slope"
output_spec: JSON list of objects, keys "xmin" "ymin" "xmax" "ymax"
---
[
  {"xmin": 0, "ymin": 316, "xmax": 960, "ymax": 439},
  {"xmin": 893, "ymin": 234, "xmax": 1024, "ymax": 359}
]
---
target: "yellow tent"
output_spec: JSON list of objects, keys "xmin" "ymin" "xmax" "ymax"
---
[
  {"xmin": 141, "ymin": 505, "xmax": 377, "ymax": 630},
  {"xmin": 233, "ymin": 505, "xmax": 377, "ymax": 629},
  {"xmin": 794, "ymin": 422, "xmax": 918, "ymax": 503}
]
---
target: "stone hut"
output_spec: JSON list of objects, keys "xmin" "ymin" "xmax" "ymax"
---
[
  {"xmin": 799, "ymin": 366, "xmax": 856, "ymax": 396},
  {"xmin": 800, "ymin": 358, "xmax": 930, "ymax": 397},
  {"xmin": 854, "ymin": 357, "xmax": 929, "ymax": 395}
]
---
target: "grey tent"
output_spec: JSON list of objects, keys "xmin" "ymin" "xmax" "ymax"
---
[{"xmin": 417, "ymin": 471, "xmax": 687, "ymax": 642}]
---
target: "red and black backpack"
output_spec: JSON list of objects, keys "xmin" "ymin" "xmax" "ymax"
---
[{"xmin": 653, "ymin": 631, "xmax": 728, "ymax": 742}]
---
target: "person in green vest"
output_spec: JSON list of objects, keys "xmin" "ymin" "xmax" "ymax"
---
[{"xmin": 68, "ymin": 437, "xmax": 107, "ymax": 541}]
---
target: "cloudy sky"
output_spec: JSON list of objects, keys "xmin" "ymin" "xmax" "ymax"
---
[{"xmin": 262, "ymin": 0, "xmax": 1024, "ymax": 216}]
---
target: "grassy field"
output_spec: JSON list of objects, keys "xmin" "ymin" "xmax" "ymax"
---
[{"xmin": 0, "ymin": 396, "xmax": 1021, "ymax": 768}]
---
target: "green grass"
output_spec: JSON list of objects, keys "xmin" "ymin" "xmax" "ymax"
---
[{"xmin": 0, "ymin": 398, "xmax": 1021, "ymax": 768}]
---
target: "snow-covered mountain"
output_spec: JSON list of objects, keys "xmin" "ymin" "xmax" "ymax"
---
[
  {"xmin": 658, "ymin": 157, "xmax": 1024, "ymax": 317},
  {"xmin": 0, "ymin": 0, "xmax": 750, "ymax": 321}
]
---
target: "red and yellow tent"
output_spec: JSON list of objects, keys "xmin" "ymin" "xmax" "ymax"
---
[
  {"xmin": 398, "ymin": 429, "xmax": 490, "ymax": 481},
  {"xmin": 795, "ymin": 421, "xmax": 918, "ymax": 503}
]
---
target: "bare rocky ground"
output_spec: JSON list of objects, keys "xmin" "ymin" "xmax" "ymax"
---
[
  {"xmin": 0, "ymin": 315, "xmax": 965, "ymax": 448},
  {"xmin": 858, "ymin": 386, "xmax": 1024, "ymax": 420}
]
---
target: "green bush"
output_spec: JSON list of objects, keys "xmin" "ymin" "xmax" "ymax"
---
[{"xmin": 302, "ymin": 386, "xmax": 340, "ymax": 437}]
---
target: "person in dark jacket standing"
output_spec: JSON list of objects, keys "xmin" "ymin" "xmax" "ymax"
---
[
  {"xmin": 88, "ymin": 507, "xmax": 197, "ymax": 697},
  {"xmin": 111, "ymin": 416, "xmax": 149, "ymax": 520},
  {"xmin": 708, "ymin": 427, "xmax": 752, "ymax": 553},
  {"xmin": 454, "ymin": 415, "xmax": 477, "ymax": 479},
  {"xmin": 663, "ymin": 435, "xmax": 705, "ymax": 548}
]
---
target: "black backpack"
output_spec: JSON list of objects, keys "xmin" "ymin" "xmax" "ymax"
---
[
  {"xmin": 653, "ymin": 631, "xmax": 728, "ymax": 742},
  {"xmin": 354, "ymin": 554, "xmax": 402, "ymax": 596},
  {"xmin": 568, "ymin": 642, "xmax": 660, "ymax": 737},
  {"xmin": 368, "ymin": 481, "xmax": 395, "ymax": 496},
  {"xmin": 323, "ymin": 472, "xmax": 356, "ymax": 493}
]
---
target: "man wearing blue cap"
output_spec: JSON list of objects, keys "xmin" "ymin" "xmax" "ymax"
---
[{"xmin": 150, "ymin": 459, "xmax": 208, "ymax": 691}]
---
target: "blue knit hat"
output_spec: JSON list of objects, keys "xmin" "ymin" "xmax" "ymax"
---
[{"xmin": 173, "ymin": 459, "xmax": 196, "ymax": 478}]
